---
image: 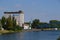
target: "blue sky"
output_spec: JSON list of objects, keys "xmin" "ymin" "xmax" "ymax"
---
[{"xmin": 0, "ymin": 0, "xmax": 60, "ymax": 22}]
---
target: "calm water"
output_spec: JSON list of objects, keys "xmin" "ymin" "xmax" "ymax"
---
[{"xmin": 0, "ymin": 30, "xmax": 60, "ymax": 40}]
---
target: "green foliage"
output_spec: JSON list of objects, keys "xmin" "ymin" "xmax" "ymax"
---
[
  {"xmin": 57, "ymin": 36, "xmax": 60, "ymax": 40},
  {"xmin": 0, "ymin": 20, "xmax": 2, "ymax": 30},
  {"xmin": 16, "ymin": 25, "xmax": 23, "ymax": 30},
  {"xmin": 31, "ymin": 19, "xmax": 60, "ymax": 29},
  {"xmin": 1, "ymin": 16, "xmax": 23, "ymax": 30},
  {"xmin": 1, "ymin": 16, "xmax": 6, "ymax": 29},
  {"xmin": 31, "ymin": 19, "xmax": 40, "ymax": 28},
  {"xmin": 12, "ymin": 16, "xmax": 16, "ymax": 27},
  {"xmin": 49, "ymin": 20, "xmax": 60, "ymax": 28},
  {"xmin": 39, "ymin": 22, "xmax": 49, "ymax": 28},
  {"xmin": 50, "ymin": 20, "xmax": 58, "ymax": 23},
  {"xmin": 6, "ymin": 16, "xmax": 13, "ymax": 30}
]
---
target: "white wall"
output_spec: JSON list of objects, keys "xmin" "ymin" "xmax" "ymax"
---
[
  {"xmin": 24, "ymin": 25, "xmax": 29, "ymax": 29},
  {"xmin": 19, "ymin": 13, "xmax": 24, "ymax": 27},
  {"xmin": 4, "ymin": 14, "xmax": 11, "ymax": 18}
]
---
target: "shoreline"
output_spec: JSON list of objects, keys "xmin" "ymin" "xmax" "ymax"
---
[
  {"xmin": 0, "ymin": 30, "xmax": 22, "ymax": 35},
  {"xmin": 0, "ymin": 28, "xmax": 60, "ymax": 35},
  {"xmin": 21, "ymin": 28, "xmax": 60, "ymax": 32}
]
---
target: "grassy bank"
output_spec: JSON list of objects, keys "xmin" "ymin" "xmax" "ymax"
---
[
  {"xmin": 0, "ymin": 30, "xmax": 22, "ymax": 35},
  {"xmin": 0, "ymin": 30, "xmax": 14, "ymax": 35}
]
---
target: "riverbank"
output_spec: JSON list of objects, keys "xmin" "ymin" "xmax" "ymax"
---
[
  {"xmin": 0, "ymin": 29, "xmax": 41, "ymax": 35},
  {"xmin": 0, "ymin": 28, "xmax": 60, "ymax": 35},
  {"xmin": 0, "ymin": 30, "xmax": 15, "ymax": 35},
  {"xmin": 0, "ymin": 30, "xmax": 22, "ymax": 35},
  {"xmin": 22, "ymin": 28, "xmax": 60, "ymax": 32}
]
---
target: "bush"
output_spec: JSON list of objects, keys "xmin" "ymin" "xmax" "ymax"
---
[
  {"xmin": 12, "ymin": 25, "xmax": 23, "ymax": 31},
  {"xmin": 57, "ymin": 36, "xmax": 60, "ymax": 40},
  {"xmin": 5, "ymin": 25, "xmax": 23, "ymax": 31}
]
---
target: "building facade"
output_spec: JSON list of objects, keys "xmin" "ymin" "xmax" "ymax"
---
[{"xmin": 4, "ymin": 10, "xmax": 24, "ymax": 27}]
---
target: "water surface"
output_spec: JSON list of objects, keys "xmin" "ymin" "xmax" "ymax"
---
[{"xmin": 0, "ymin": 30, "xmax": 60, "ymax": 40}]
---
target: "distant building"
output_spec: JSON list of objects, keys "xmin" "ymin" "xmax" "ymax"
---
[
  {"xmin": 24, "ymin": 22, "xmax": 31, "ymax": 29},
  {"xmin": 4, "ymin": 10, "xmax": 24, "ymax": 27}
]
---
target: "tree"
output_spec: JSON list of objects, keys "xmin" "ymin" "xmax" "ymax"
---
[
  {"xmin": 0, "ymin": 20, "xmax": 2, "ymax": 30},
  {"xmin": 1, "ymin": 15, "xmax": 23, "ymax": 30},
  {"xmin": 49, "ymin": 20, "xmax": 60, "ymax": 28},
  {"xmin": 39, "ymin": 22, "xmax": 50, "ymax": 28},
  {"xmin": 6, "ymin": 16, "xmax": 13, "ymax": 30},
  {"xmin": 12, "ymin": 16, "xmax": 17, "ymax": 30},
  {"xmin": 57, "ymin": 36, "xmax": 60, "ymax": 40},
  {"xmin": 31, "ymin": 19, "xmax": 40, "ymax": 28},
  {"xmin": 1, "ymin": 16, "xmax": 6, "ymax": 29}
]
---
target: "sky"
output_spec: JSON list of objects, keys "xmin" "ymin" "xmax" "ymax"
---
[{"xmin": 0, "ymin": 0, "xmax": 60, "ymax": 22}]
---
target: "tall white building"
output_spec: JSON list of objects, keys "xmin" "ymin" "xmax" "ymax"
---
[{"xmin": 4, "ymin": 10, "xmax": 24, "ymax": 27}]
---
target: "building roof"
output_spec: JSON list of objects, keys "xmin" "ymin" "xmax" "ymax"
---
[{"xmin": 4, "ymin": 10, "xmax": 23, "ymax": 14}]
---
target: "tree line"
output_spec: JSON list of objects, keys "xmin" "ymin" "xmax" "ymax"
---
[
  {"xmin": 31, "ymin": 19, "xmax": 60, "ymax": 29},
  {"xmin": 0, "ymin": 16, "xmax": 60, "ymax": 30}
]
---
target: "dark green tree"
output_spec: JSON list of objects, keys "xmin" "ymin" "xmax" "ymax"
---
[
  {"xmin": 1, "ymin": 16, "xmax": 6, "ymax": 29},
  {"xmin": 1, "ymin": 15, "xmax": 23, "ymax": 30},
  {"xmin": 49, "ymin": 20, "xmax": 60, "ymax": 28},
  {"xmin": 12, "ymin": 15, "xmax": 17, "ymax": 30},
  {"xmin": 0, "ymin": 20, "xmax": 2, "ymax": 30},
  {"xmin": 31, "ymin": 19, "xmax": 40, "ymax": 28},
  {"xmin": 6, "ymin": 16, "xmax": 13, "ymax": 30},
  {"xmin": 57, "ymin": 36, "xmax": 60, "ymax": 40}
]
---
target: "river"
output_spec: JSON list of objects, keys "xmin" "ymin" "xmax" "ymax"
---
[{"xmin": 0, "ymin": 30, "xmax": 60, "ymax": 40}]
